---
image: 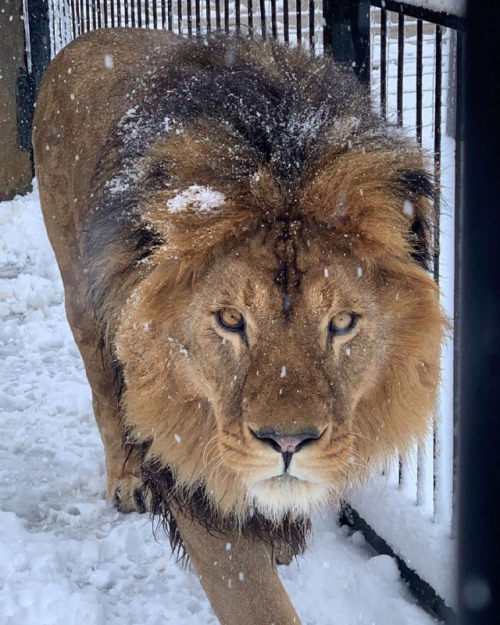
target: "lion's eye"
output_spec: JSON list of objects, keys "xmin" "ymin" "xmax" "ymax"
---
[
  {"xmin": 329, "ymin": 312, "xmax": 358, "ymax": 336},
  {"xmin": 217, "ymin": 309, "xmax": 245, "ymax": 332}
]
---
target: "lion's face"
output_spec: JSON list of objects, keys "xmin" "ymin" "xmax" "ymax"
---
[{"xmin": 116, "ymin": 220, "xmax": 442, "ymax": 522}]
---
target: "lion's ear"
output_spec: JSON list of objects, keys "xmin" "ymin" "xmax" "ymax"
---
[{"xmin": 398, "ymin": 169, "xmax": 437, "ymax": 272}]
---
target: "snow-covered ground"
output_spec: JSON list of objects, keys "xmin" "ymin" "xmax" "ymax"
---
[{"xmin": 0, "ymin": 186, "xmax": 439, "ymax": 624}]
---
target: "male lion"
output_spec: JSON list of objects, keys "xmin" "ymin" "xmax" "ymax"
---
[{"xmin": 33, "ymin": 29, "xmax": 444, "ymax": 624}]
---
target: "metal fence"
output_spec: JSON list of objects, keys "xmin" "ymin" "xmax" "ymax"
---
[
  {"xmin": 345, "ymin": 5, "xmax": 464, "ymax": 620},
  {"xmin": 47, "ymin": 0, "xmax": 325, "ymax": 53},
  {"xmin": 20, "ymin": 0, "xmax": 466, "ymax": 619}
]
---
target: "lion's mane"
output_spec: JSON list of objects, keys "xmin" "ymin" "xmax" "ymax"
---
[{"xmin": 79, "ymin": 35, "xmax": 442, "ymax": 553}]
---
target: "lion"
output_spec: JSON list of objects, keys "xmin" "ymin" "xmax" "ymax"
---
[{"xmin": 33, "ymin": 28, "xmax": 444, "ymax": 624}]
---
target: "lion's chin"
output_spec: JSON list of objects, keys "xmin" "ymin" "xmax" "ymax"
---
[{"xmin": 244, "ymin": 475, "xmax": 332, "ymax": 522}]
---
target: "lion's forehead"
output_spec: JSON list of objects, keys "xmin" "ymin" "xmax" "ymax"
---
[{"xmin": 198, "ymin": 237, "xmax": 380, "ymax": 317}]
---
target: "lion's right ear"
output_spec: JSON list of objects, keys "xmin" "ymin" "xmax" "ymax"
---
[{"xmin": 397, "ymin": 169, "xmax": 437, "ymax": 272}]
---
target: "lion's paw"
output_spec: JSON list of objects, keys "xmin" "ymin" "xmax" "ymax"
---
[
  {"xmin": 108, "ymin": 475, "xmax": 150, "ymax": 514},
  {"xmin": 274, "ymin": 543, "xmax": 295, "ymax": 566}
]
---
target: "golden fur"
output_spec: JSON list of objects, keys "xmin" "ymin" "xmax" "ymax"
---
[{"xmin": 33, "ymin": 28, "xmax": 445, "ymax": 624}]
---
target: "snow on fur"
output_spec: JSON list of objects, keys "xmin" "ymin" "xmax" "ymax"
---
[{"xmin": 167, "ymin": 185, "xmax": 226, "ymax": 214}]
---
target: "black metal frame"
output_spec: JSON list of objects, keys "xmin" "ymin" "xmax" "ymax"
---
[
  {"xmin": 340, "ymin": 505, "xmax": 456, "ymax": 623},
  {"xmin": 457, "ymin": 2, "xmax": 500, "ymax": 625},
  {"xmin": 17, "ymin": 0, "xmax": 50, "ymax": 157},
  {"xmin": 323, "ymin": 0, "xmax": 370, "ymax": 82}
]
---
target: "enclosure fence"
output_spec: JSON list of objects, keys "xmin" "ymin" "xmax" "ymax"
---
[{"xmin": 20, "ymin": 0, "xmax": 466, "ymax": 620}]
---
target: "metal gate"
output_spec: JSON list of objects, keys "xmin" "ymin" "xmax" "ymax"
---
[{"xmin": 20, "ymin": 0, "xmax": 466, "ymax": 620}]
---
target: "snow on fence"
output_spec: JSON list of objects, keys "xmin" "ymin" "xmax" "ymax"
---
[{"xmin": 24, "ymin": 0, "xmax": 465, "ymax": 617}]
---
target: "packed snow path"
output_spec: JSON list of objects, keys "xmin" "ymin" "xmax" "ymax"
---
[{"xmin": 0, "ymin": 187, "xmax": 437, "ymax": 625}]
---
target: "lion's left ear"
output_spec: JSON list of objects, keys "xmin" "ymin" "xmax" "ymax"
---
[{"xmin": 397, "ymin": 169, "xmax": 437, "ymax": 272}]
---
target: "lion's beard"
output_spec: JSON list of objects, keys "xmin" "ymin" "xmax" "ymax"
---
[
  {"xmin": 244, "ymin": 475, "xmax": 334, "ymax": 523},
  {"xmin": 140, "ymin": 456, "xmax": 312, "ymax": 559}
]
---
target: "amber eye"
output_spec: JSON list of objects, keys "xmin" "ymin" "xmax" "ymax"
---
[
  {"xmin": 329, "ymin": 312, "xmax": 358, "ymax": 336},
  {"xmin": 217, "ymin": 309, "xmax": 245, "ymax": 332}
]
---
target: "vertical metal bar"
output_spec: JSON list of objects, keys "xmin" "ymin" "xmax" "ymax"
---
[
  {"xmin": 416, "ymin": 436, "xmax": 433, "ymax": 508},
  {"xmin": 177, "ymin": 0, "xmax": 182, "ymax": 33},
  {"xmin": 27, "ymin": 0, "xmax": 51, "ymax": 91},
  {"xmin": 397, "ymin": 12, "xmax": 404, "ymax": 126},
  {"xmin": 433, "ymin": 24, "xmax": 442, "ymax": 285},
  {"xmin": 117, "ymin": 0, "xmax": 121, "ymax": 26},
  {"xmin": 74, "ymin": 0, "xmax": 81, "ymax": 34},
  {"xmin": 452, "ymin": 27, "xmax": 465, "ymax": 542},
  {"xmin": 416, "ymin": 18, "xmax": 423, "ymax": 145},
  {"xmin": 78, "ymin": 0, "xmax": 84, "ymax": 33},
  {"xmin": 296, "ymin": 0, "xmax": 301, "ymax": 43},
  {"xmin": 161, "ymin": 0, "xmax": 166, "ymax": 28},
  {"xmin": 271, "ymin": 0, "xmax": 277, "ymax": 39},
  {"xmin": 283, "ymin": 0, "xmax": 289, "ymax": 43},
  {"xmin": 457, "ymin": 0, "xmax": 500, "ymax": 621},
  {"xmin": 224, "ymin": 0, "xmax": 228, "ymax": 32},
  {"xmin": 69, "ymin": 0, "xmax": 76, "ymax": 39},
  {"xmin": 153, "ymin": 0, "xmax": 158, "ymax": 27},
  {"xmin": 111, "ymin": 0, "xmax": 116, "ymax": 26},
  {"xmin": 326, "ymin": 0, "xmax": 370, "ymax": 83},
  {"xmin": 308, "ymin": 0, "xmax": 314, "ymax": 50},
  {"xmin": 248, "ymin": 0, "xmax": 253, "ymax": 37},
  {"xmin": 195, "ymin": 0, "xmax": 201, "ymax": 35},
  {"xmin": 21, "ymin": 0, "xmax": 50, "ymax": 171},
  {"xmin": 103, "ymin": 0, "xmax": 108, "ymax": 26},
  {"xmin": 54, "ymin": 0, "xmax": 60, "ymax": 48},
  {"xmin": 215, "ymin": 0, "xmax": 220, "ymax": 30},
  {"xmin": 145, "ymin": 0, "xmax": 149, "ymax": 27},
  {"xmin": 205, "ymin": 0, "xmax": 211, "ymax": 33},
  {"xmin": 380, "ymin": 7, "xmax": 387, "ymax": 118},
  {"xmin": 259, "ymin": 0, "xmax": 265, "ymax": 39},
  {"xmin": 62, "ymin": 0, "xmax": 67, "ymax": 47},
  {"xmin": 432, "ymin": 24, "xmax": 445, "ymax": 524},
  {"xmin": 167, "ymin": 0, "xmax": 172, "ymax": 30},
  {"xmin": 235, "ymin": 0, "xmax": 240, "ymax": 33},
  {"xmin": 131, "ymin": 0, "xmax": 135, "ymax": 26},
  {"xmin": 91, "ymin": 0, "xmax": 97, "ymax": 28},
  {"xmin": 96, "ymin": 0, "xmax": 102, "ymax": 27},
  {"xmin": 85, "ymin": 0, "xmax": 90, "ymax": 30},
  {"xmin": 187, "ymin": 0, "xmax": 193, "ymax": 37},
  {"xmin": 124, "ymin": 0, "xmax": 129, "ymax": 25},
  {"xmin": 79, "ymin": 0, "xmax": 85, "ymax": 33},
  {"xmin": 137, "ymin": 0, "xmax": 142, "ymax": 26}
]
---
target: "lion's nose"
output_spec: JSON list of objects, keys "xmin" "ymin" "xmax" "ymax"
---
[{"xmin": 251, "ymin": 428, "xmax": 322, "ymax": 454}]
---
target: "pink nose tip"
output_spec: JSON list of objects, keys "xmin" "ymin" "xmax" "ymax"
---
[
  {"xmin": 275, "ymin": 435, "xmax": 307, "ymax": 453},
  {"xmin": 252, "ymin": 429, "xmax": 321, "ymax": 454}
]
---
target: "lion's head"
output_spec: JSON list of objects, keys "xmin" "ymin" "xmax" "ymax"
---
[{"xmin": 85, "ymin": 37, "xmax": 444, "ymax": 531}]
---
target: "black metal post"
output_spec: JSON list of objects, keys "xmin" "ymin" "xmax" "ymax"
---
[
  {"xmin": 19, "ymin": 0, "xmax": 50, "ymax": 160},
  {"xmin": 323, "ymin": 0, "xmax": 370, "ymax": 83},
  {"xmin": 456, "ymin": 1, "xmax": 500, "ymax": 623}
]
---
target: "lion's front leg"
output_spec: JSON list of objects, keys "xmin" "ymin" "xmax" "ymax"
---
[
  {"xmin": 90, "ymin": 386, "xmax": 146, "ymax": 513},
  {"xmin": 63, "ymin": 281, "xmax": 147, "ymax": 514},
  {"xmin": 172, "ymin": 507, "xmax": 301, "ymax": 625}
]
